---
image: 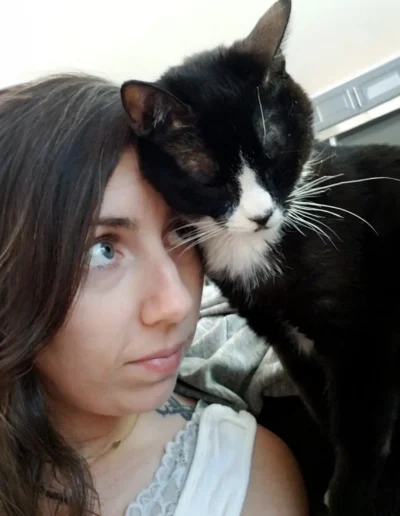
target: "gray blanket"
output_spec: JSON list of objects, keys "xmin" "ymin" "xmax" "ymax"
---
[{"xmin": 176, "ymin": 282, "xmax": 298, "ymax": 414}]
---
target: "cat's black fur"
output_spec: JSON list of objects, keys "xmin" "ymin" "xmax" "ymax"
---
[{"xmin": 121, "ymin": 1, "xmax": 400, "ymax": 514}]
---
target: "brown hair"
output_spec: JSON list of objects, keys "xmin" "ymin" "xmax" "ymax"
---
[{"xmin": 0, "ymin": 74, "xmax": 134, "ymax": 515}]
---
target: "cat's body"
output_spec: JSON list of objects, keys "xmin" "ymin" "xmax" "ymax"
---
[{"xmin": 121, "ymin": 1, "xmax": 400, "ymax": 514}]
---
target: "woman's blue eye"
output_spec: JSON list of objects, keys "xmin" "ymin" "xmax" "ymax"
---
[{"xmin": 89, "ymin": 241, "xmax": 116, "ymax": 268}]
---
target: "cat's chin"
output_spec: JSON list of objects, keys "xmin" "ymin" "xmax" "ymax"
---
[{"xmin": 199, "ymin": 222, "xmax": 283, "ymax": 289}]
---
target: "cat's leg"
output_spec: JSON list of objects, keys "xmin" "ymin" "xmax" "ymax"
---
[
  {"xmin": 243, "ymin": 310, "xmax": 330, "ymax": 428},
  {"xmin": 328, "ymin": 351, "xmax": 399, "ymax": 516},
  {"xmin": 272, "ymin": 339, "xmax": 330, "ymax": 429}
]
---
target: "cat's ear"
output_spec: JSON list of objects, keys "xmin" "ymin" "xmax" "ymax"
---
[
  {"xmin": 121, "ymin": 80, "xmax": 193, "ymax": 138},
  {"xmin": 236, "ymin": 0, "xmax": 291, "ymax": 67}
]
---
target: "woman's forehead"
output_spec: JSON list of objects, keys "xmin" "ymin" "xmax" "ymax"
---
[{"xmin": 99, "ymin": 148, "xmax": 170, "ymax": 226}]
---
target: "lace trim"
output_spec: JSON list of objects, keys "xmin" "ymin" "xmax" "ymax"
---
[{"xmin": 125, "ymin": 401, "xmax": 206, "ymax": 516}]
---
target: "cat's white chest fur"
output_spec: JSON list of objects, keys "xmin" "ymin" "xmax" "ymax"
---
[{"xmin": 202, "ymin": 227, "xmax": 277, "ymax": 282}]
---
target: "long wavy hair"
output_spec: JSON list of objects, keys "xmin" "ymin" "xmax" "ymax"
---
[{"xmin": 0, "ymin": 74, "xmax": 134, "ymax": 515}]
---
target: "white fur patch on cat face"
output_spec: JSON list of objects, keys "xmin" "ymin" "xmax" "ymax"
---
[
  {"xmin": 226, "ymin": 165, "xmax": 281, "ymax": 233},
  {"xmin": 196, "ymin": 165, "xmax": 284, "ymax": 286},
  {"xmin": 200, "ymin": 222, "xmax": 281, "ymax": 286}
]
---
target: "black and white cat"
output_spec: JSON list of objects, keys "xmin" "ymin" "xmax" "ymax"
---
[{"xmin": 121, "ymin": 1, "xmax": 400, "ymax": 514}]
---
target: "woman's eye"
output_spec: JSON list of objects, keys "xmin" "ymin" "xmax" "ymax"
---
[{"xmin": 89, "ymin": 241, "xmax": 117, "ymax": 269}]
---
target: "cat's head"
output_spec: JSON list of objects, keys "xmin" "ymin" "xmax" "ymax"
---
[{"xmin": 121, "ymin": 0, "xmax": 314, "ymax": 283}]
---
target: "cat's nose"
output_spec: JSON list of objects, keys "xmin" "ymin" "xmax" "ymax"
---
[{"xmin": 250, "ymin": 211, "xmax": 272, "ymax": 230}]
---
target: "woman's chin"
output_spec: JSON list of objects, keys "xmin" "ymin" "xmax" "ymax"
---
[{"xmin": 119, "ymin": 372, "xmax": 179, "ymax": 414}]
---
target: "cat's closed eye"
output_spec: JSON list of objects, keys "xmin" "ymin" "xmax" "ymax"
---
[{"xmin": 163, "ymin": 135, "xmax": 220, "ymax": 185}]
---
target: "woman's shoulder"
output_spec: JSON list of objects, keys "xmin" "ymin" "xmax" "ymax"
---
[
  {"xmin": 176, "ymin": 399, "xmax": 308, "ymax": 516},
  {"xmin": 242, "ymin": 425, "xmax": 309, "ymax": 516},
  {"xmin": 173, "ymin": 400, "xmax": 256, "ymax": 516}
]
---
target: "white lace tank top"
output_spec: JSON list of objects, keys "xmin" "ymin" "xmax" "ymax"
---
[{"xmin": 125, "ymin": 401, "xmax": 257, "ymax": 516}]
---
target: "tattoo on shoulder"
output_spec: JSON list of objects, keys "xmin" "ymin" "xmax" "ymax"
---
[{"xmin": 156, "ymin": 396, "xmax": 195, "ymax": 421}]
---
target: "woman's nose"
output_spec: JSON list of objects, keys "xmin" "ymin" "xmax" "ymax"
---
[{"xmin": 140, "ymin": 253, "xmax": 193, "ymax": 327}]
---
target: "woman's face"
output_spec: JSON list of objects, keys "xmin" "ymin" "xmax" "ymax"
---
[{"xmin": 36, "ymin": 148, "xmax": 203, "ymax": 416}]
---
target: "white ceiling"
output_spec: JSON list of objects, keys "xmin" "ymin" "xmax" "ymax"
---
[{"xmin": 1, "ymin": 0, "xmax": 399, "ymax": 97}]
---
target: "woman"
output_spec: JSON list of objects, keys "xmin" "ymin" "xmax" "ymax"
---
[{"xmin": 0, "ymin": 74, "xmax": 308, "ymax": 516}]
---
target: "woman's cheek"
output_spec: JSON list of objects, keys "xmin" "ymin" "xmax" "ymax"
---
[{"xmin": 178, "ymin": 251, "xmax": 204, "ymax": 311}]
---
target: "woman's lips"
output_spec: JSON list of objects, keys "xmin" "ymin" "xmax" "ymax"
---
[{"xmin": 127, "ymin": 341, "xmax": 186, "ymax": 374}]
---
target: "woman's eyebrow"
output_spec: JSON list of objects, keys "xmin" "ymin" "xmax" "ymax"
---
[{"xmin": 96, "ymin": 216, "xmax": 137, "ymax": 230}]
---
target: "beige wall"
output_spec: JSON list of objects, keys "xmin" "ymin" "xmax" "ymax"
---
[
  {"xmin": 286, "ymin": 0, "xmax": 400, "ymax": 96},
  {"xmin": 1, "ymin": 0, "xmax": 399, "ymax": 96}
]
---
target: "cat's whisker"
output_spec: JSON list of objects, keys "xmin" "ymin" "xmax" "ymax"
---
[
  {"xmin": 197, "ymin": 222, "xmax": 228, "ymax": 234},
  {"xmin": 292, "ymin": 178, "xmax": 343, "ymax": 200},
  {"xmin": 301, "ymin": 172, "xmax": 342, "ymax": 187},
  {"xmin": 168, "ymin": 227, "xmax": 224, "ymax": 253},
  {"xmin": 176, "ymin": 227, "xmax": 226, "ymax": 256},
  {"xmin": 286, "ymin": 206, "xmax": 340, "ymax": 247},
  {"xmin": 169, "ymin": 221, "xmax": 225, "ymax": 240},
  {"xmin": 290, "ymin": 203, "xmax": 344, "ymax": 219},
  {"xmin": 293, "ymin": 174, "xmax": 344, "ymax": 197},
  {"xmin": 169, "ymin": 222, "xmax": 199, "ymax": 232},
  {"xmin": 292, "ymin": 175, "xmax": 400, "ymax": 201},
  {"xmin": 285, "ymin": 214, "xmax": 307, "ymax": 237},
  {"xmin": 292, "ymin": 211, "xmax": 325, "ymax": 220},
  {"xmin": 294, "ymin": 209, "xmax": 333, "ymax": 232},
  {"xmin": 184, "ymin": 225, "xmax": 222, "ymax": 237},
  {"xmin": 291, "ymin": 209, "xmax": 342, "ymax": 242},
  {"xmin": 286, "ymin": 211, "xmax": 318, "ymax": 236},
  {"xmin": 287, "ymin": 213, "xmax": 327, "ymax": 242},
  {"xmin": 177, "ymin": 233, "xmax": 221, "ymax": 257},
  {"xmin": 169, "ymin": 227, "xmax": 199, "ymax": 238},
  {"xmin": 171, "ymin": 216, "xmax": 227, "ymax": 230},
  {"xmin": 290, "ymin": 213, "xmax": 336, "ymax": 247},
  {"xmin": 195, "ymin": 229, "xmax": 226, "ymax": 243},
  {"xmin": 293, "ymin": 188, "xmax": 330, "ymax": 201},
  {"xmin": 306, "ymin": 151, "xmax": 336, "ymax": 168},
  {"xmin": 167, "ymin": 230, "xmax": 206, "ymax": 247},
  {"xmin": 180, "ymin": 226, "xmax": 223, "ymax": 244},
  {"xmin": 257, "ymin": 87, "xmax": 267, "ymax": 146},
  {"xmin": 171, "ymin": 220, "xmax": 220, "ymax": 233},
  {"xmin": 294, "ymin": 152, "xmax": 337, "ymax": 187},
  {"xmin": 291, "ymin": 179, "xmax": 342, "ymax": 201},
  {"xmin": 196, "ymin": 219, "xmax": 226, "ymax": 229},
  {"xmin": 313, "ymin": 175, "xmax": 400, "ymax": 190},
  {"xmin": 293, "ymin": 200, "xmax": 378, "ymax": 234}
]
